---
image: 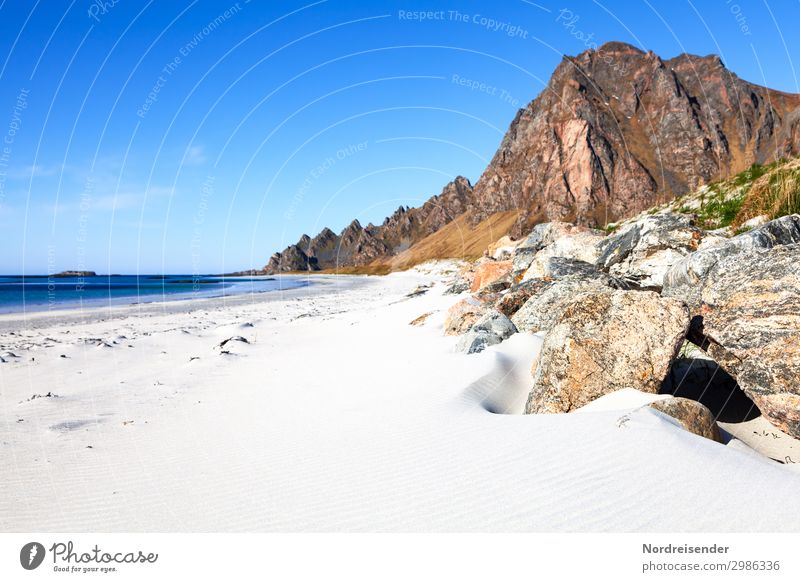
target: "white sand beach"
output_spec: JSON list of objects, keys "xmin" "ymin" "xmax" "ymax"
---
[{"xmin": 2, "ymin": 262, "xmax": 800, "ymax": 532}]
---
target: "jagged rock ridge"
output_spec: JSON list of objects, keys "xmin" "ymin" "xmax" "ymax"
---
[
  {"xmin": 263, "ymin": 176, "xmax": 474, "ymax": 272},
  {"xmin": 261, "ymin": 42, "xmax": 800, "ymax": 273}
]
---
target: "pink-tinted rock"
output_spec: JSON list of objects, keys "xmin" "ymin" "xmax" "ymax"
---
[
  {"xmin": 443, "ymin": 299, "xmax": 487, "ymax": 336},
  {"xmin": 470, "ymin": 260, "xmax": 512, "ymax": 293}
]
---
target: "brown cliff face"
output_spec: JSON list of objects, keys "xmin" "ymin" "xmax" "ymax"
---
[
  {"xmin": 469, "ymin": 42, "xmax": 800, "ymax": 234},
  {"xmin": 261, "ymin": 42, "xmax": 800, "ymax": 273}
]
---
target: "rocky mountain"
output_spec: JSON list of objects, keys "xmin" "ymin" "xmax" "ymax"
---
[
  {"xmin": 469, "ymin": 41, "xmax": 800, "ymax": 234},
  {"xmin": 260, "ymin": 41, "xmax": 800, "ymax": 274},
  {"xmin": 263, "ymin": 176, "xmax": 474, "ymax": 272}
]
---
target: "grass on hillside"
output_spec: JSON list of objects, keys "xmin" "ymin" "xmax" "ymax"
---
[
  {"xmin": 321, "ymin": 156, "xmax": 800, "ymax": 276},
  {"xmin": 669, "ymin": 157, "xmax": 799, "ymax": 230},
  {"xmin": 732, "ymin": 158, "xmax": 800, "ymax": 228},
  {"xmin": 313, "ymin": 210, "xmax": 521, "ymax": 275},
  {"xmin": 693, "ymin": 187, "xmax": 747, "ymax": 229},
  {"xmin": 385, "ymin": 210, "xmax": 521, "ymax": 271}
]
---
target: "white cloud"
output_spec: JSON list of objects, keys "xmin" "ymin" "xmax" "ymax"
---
[
  {"xmin": 4, "ymin": 164, "xmax": 62, "ymax": 180},
  {"xmin": 185, "ymin": 145, "xmax": 207, "ymax": 166}
]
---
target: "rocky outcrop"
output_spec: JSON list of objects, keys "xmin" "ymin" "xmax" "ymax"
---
[
  {"xmin": 305, "ymin": 227, "xmax": 340, "ymax": 265},
  {"xmin": 495, "ymin": 279, "xmax": 551, "ymax": 319},
  {"xmin": 511, "ymin": 222, "xmax": 594, "ymax": 279},
  {"xmin": 443, "ymin": 299, "xmax": 486, "ymax": 336},
  {"xmin": 524, "ymin": 256, "xmax": 612, "ymax": 283},
  {"xmin": 263, "ymin": 244, "xmax": 319, "ymax": 273},
  {"xmin": 456, "ymin": 310, "xmax": 517, "ymax": 354},
  {"xmin": 468, "ymin": 42, "xmax": 800, "ymax": 234},
  {"xmin": 510, "ymin": 276, "xmax": 614, "ymax": 334},
  {"xmin": 525, "ymin": 290, "xmax": 689, "ymax": 413},
  {"xmin": 520, "ymin": 231, "xmax": 606, "ymax": 281},
  {"xmin": 669, "ymin": 243, "xmax": 800, "ymax": 437},
  {"xmin": 595, "ymin": 214, "xmax": 705, "ymax": 289},
  {"xmin": 648, "ymin": 397, "xmax": 721, "ymax": 442},
  {"xmin": 472, "ymin": 280, "xmax": 511, "ymax": 305},
  {"xmin": 662, "ymin": 215, "xmax": 800, "ymax": 305},
  {"xmin": 470, "ymin": 260, "xmax": 512, "ymax": 292},
  {"xmin": 444, "ymin": 279, "xmax": 470, "ymax": 295},
  {"xmin": 488, "ymin": 235, "xmax": 520, "ymax": 260},
  {"xmin": 332, "ymin": 219, "xmax": 390, "ymax": 267},
  {"xmin": 433, "ymin": 210, "xmax": 799, "ymax": 450}
]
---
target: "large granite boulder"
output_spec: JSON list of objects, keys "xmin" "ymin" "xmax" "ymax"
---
[
  {"xmin": 595, "ymin": 213, "xmax": 705, "ymax": 289},
  {"xmin": 523, "ymin": 256, "xmax": 620, "ymax": 284},
  {"xmin": 495, "ymin": 279, "xmax": 551, "ymax": 319},
  {"xmin": 669, "ymin": 243, "xmax": 800, "ymax": 437},
  {"xmin": 648, "ymin": 397, "xmax": 722, "ymax": 442},
  {"xmin": 470, "ymin": 260, "xmax": 512, "ymax": 293},
  {"xmin": 525, "ymin": 290, "xmax": 689, "ymax": 413},
  {"xmin": 510, "ymin": 276, "xmax": 613, "ymax": 334},
  {"xmin": 472, "ymin": 278, "xmax": 512, "ymax": 304},
  {"xmin": 443, "ymin": 299, "xmax": 486, "ymax": 336},
  {"xmin": 444, "ymin": 279, "xmax": 470, "ymax": 295},
  {"xmin": 663, "ymin": 215, "xmax": 800, "ymax": 305},
  {"xmin": 521, "ymin": 232, "xmax": 606, "ymax": 280},
  {"xmin": 511, "ymin": 222, "xmax": 597, "ymax": 280},
  {"xmin": 456, "ymin": 309, "xmax": 518, "ymax": 354}
]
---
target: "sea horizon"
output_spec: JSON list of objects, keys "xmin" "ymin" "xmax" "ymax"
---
[{"xmin": 0, "ymin": 273, "xmax": 311, "ymax": 314}]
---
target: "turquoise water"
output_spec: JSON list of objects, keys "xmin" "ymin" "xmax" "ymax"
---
[{"xmin": 0, "ymin": 274, "xmax": 310, "ymax": 313}]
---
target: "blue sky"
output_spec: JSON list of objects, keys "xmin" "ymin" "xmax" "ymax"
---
[{"xmin": 0, "ymin": 0, "xmax": 798, "ymax": 274}]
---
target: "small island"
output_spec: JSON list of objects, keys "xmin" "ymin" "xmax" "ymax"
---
[{"xmin": 53, "ymin": 270, "xmax": 97, "ymax": 278}]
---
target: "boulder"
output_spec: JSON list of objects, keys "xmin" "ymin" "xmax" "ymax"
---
[
  {"xmin": 409, "ymin": 312, "xmax": 433, "ymax": 326},
  {"xmin": 511, "ymin": 222, "xmax": 595, "ymax": 279},
  {"xmin": 405, "ymin": 285, "xmax": 430, "ymax": 298},
  {"xmin": 525, "ymin": 290, "xmax": 689, "ymax": 413},
  {"xmin": 472, "ymin": 278, "xmax": 511, "ymax": 302},
  {"xmin": 595, "ymin": 213, "xmax": 704, "ymax": 289},
  {"xmin": 471, "ymin": 309, "xmax": 517, "ymax": 337},
  {"xmin": 648, "ymin": 397, "xmax": 722, "ymax": 442},
  {"xmin": 455, "ymin": 330, "xmax": 503, "ymax": 354},
  {"xmin": 510, "ymin": 276, "xmax": 613, "ymax": 334},
  {"xmin": 524, "ymin": 256, "xmax": 618, "ymax": 283},
  {"xmin": 455, "ymin": 258, "xmax": 487, "ymax": 288},
  {"xmin": 488, "ymin": 235, "xmax": 520, "ymax": 260},
  {"xmin": 443, "ymin": 279, "xmax": 470, "ymax": 295},
  {"xmin": 443, "ymin": 299, "xmax": 486, "ymax": 336},
  {"xmin": 455, "ymin": 309, "xmax": 518, "ymax": 354},
  {"xmin": 470, "ymin": 260, "xmax": 512, "ymax": 292},
  {"xmin": 522, "ymin": 232, "xmax": 606, "ymax": 280},
  {"xmin": 672, "ymin": 243, "xmax": 800, "ymax": 437},
  {"xmin": 496, "ymin": 278, "xmax": 551, "ymax": 318},
  {"xmin": 663, "ymin": 214, "xmax": 800, "ymax": 305}
]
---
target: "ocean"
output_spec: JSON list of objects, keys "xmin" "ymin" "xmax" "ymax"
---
[{"xmin": 0, "ymin": 274, "xmax": 310, "ymax": 313}]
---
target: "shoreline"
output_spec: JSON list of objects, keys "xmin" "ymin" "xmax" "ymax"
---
[
  {"xmin": 0, "ymin": 274, "xmax": 368, "ymax": 332},
  {"xmin": 2, "ymin": 260, "xmax": 800, "ymax": 532}
]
